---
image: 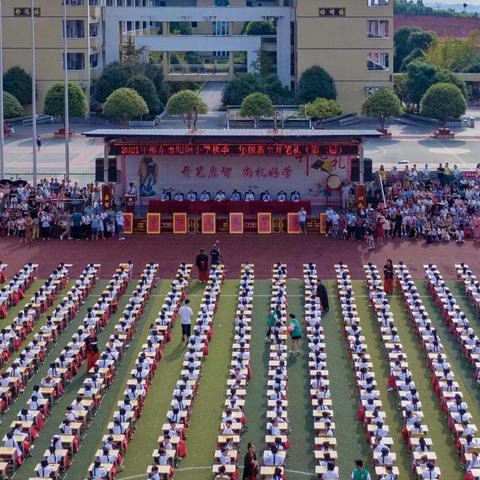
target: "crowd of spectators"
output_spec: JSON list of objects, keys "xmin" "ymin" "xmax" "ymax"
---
[
  {"xmin": 2, "ymin": 162, "xmax": 480, "ymax": 245},
  {"xmin": 326, "ymin": 163, "xmax": 480, "ymax": 248},
  {"xmin": 0, "ymin": 178, "xmax": 126, "ymax": 241}
]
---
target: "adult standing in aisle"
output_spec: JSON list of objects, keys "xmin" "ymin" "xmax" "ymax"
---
[{"xmin": 179, "ymin": 299, "xmax": 193, "ymax": 343}]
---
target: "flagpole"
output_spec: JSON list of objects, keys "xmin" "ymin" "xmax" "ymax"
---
[
  {"xmin": 63, "ymin": 0, "xmax": 70, "ymax": 182},
  {"xmin": 0, "ymin": 0, "xmax": 5, "ymax": 179},
  {"xmin": 31, "ymin": 0, "xmax": 37, "ymax": 185}
]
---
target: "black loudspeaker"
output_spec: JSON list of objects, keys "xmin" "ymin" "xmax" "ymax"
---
[
  {"xmin": 108, "ymin": 158, "xmax": 117, "ymax": 183},
  {"xmin": 351, "ymin": 157, "xmax": 360, "ymax": 182},
  {"xmin": 95, "ymin": 158, "xmax": 104, "ymax": 182},
  {"xmin": 364, "ymin": 158, "xmax": 373, "ymax": 182}
]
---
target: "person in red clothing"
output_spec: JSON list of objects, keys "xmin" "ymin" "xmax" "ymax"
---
[
  {"xmin": 85, "ymin": 329, "xmax": 99, "ymax": 371},
  {"xmin": 383, "ymin": 259, "xmax": 394, "ymax": 295},
  {"xmin": 195, "ymin": 249, "xmax": 209, "ymax": 283}
]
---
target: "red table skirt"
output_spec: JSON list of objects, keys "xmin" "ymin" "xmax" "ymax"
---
[{"xmin": 147, "ymin": 200, "xmax": 311, "ymax": 215}]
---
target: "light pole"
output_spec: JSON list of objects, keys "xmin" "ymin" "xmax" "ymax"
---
[
  {"xmin": 31, "ymin": 0, "xmax": 37, "ymax": 185},
  {"xmin": 63, "ymin": 0, "xmax": 70, "ymax": 182},
  {"xmin": 0, "ymin": 0, "xmax": 5, "ymax": 179}
]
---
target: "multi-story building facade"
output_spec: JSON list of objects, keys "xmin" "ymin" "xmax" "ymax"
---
[
  {"xmin": 2, "ymin": 0, "xmax": 104, "ymax": 113},
  {"xmin": 296, "ymin": 0, "xmax": 393, "ymax": 112},
  {"xmin": 1, "ymin": 0, "xmax": 392, "ymax": 114}
]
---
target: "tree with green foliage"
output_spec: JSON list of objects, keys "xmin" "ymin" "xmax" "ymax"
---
[
  {"xmin": 394, "ymin": 26, "xmax": 420, "ymax": 72},
  {"xmin": 394, "ymin": 27, "xmax": 437, "ymax": 72},
  {"xmin": 44, "ymin": 82, "xmax": 88, "ymax": 121},
  {"xmin": 435, "ymin": 70, "xmax": 467, "ymax": 99},
  {"xmin": 393, "ymin": 73, "xmax": 409, "ymax": 106},
  {"xmin": 420, "ymin": 82, "xmax": 466, "ymax": 125},
  {"xmin": 165, "ymin": 90, "xmax": 208, "ymax": 130},
  {"xmin": 400, "ymin": 47, "xmax": 425, "ymax": 72},
  {"xmin": 185, "ymin": 51, "xmax": 202, "ymax": 65},
  {"xmin": 361, "ymin": 88, "xmax": 402, "ymax": 130},
  {"xmin": 103, "ymin": 88, "xmax": 148, "ymax": 123},
  {"xmin": 297, "ymin": 66, "xmax": 336, "ymax": 103},
  {"xmin": 405, "ymin": 59, "xmax": 439, "ymax": 109},
  {"xmin": 245, "ymin": 21, "xmax": 276, "ymax": 35},
  {"xmin": 3, "ymin": 92, "xmax": 23, "ymax": 119},
  {"xmin": 126, "ymin": 75, "xmax": 162, "ymax": 115},
  {"xmin": 170, "ymin": 22, "xmax": 192, "ymax": 35},
  {"xmin": 222, "ymin": 73, "xmax": 261, "ymax": 105},
  {"xmin": 3, "ymin": 66, "xmax": 32, "ymax": 106},
  {"xmin": 394, "ymin": 0, "xmax": 478, "ymax": 17},
  {"xmin": 424, "ymin": 33, "xmax": 480, "ymax": 72},
  {"xmin": 240, "ymin": 92, "xmax": 273, "ymax": 128},
  {"xmin": 94, "ymin": 62, "xmax": 132, "ymax": 103},
  {"xmin": 259, "ymin": 74, "xmax": 294, "ymax": 104},
  {"xmin": 304, "ymin": 98, "xmax": 342, "ymax": 120}
]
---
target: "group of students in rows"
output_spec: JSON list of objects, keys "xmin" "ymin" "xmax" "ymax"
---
[
  {"xmin": 454, "ymin": 264, "xmax": 480, "ymax": 384},
  {"xmin": 29, "ymin": 263, "xmax": 132, "ymax": 478},
  {"xmin": 335, "ymin": 263, "xmax": 398, "ymax": 480},
  {"xmin": 158, "ymin": 189, "xmax": 301, "ymax": 203},
  {"xmin": 1, "ymin": 263, "xmax": 99, "ymax": 474},
  {"xmin": 365, "ymin": 263, "xmax": 440, "ymax": 479},
  {"xmin": 304, "ymin": 263, "xmax": 339, "ymax": 480},
  {"xmin": 0, "ymin": 263, "xmax": 37, "ymax": 318},
  {"xmin": 0, "ymin": 263, "xmax": 75, "ymax": 416},
  {"xmin": 212, "ymin": 263, "xmax": 254, "ymax": 480},
  {"xmin": 398, "ymin": 263, "xmax": 480, "ymax": 479},
  {"xmin": 90, "ymin": 262, "xmax": 189, "ymax": 480},
  {"xmin": 148, "ymin": 264, "xmax": 225, "ymax": 480}
]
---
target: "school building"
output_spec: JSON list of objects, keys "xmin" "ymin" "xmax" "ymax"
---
[{"xmin": 1, "ymin": 0, "xmax": 393, "ymax": 114}]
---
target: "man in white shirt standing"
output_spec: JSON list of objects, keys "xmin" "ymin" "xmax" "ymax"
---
[{"xmin": 179, "ymin": 299, "xmax": 193, "ymax": 343}]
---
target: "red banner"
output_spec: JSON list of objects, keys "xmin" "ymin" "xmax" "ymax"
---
[
  {"xmin": 319, "ymin": 213, "xmax": 327, "ymax": 234},
  {"xmin": 257, "ymin": 213, "xmax": 272, "ymax": 234},
  {"xmin": 201, "ymin": 213, "xmax": 216, "ymax": 234},
  {"xmin": 173, "ymin": 213, "xmax": 187, "ymax": 234},
  {"xmin": 146, "ymin": 213, "xmax": 161, "ymax": 234},
  {"xmin": 229, "ymin": 213, "xmax": 244, "ymax": 234},
  {"xmin": 287, "ymin": 213, "xmax": 301, "ymax": 234},
  {"xmin": 123, "ymin": 213, "xmax": 133, "ymax": 234}
]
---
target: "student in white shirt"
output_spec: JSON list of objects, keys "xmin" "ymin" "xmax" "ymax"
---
[{"xmin": 179, "ymin": 299, "xmax": 193, "ymax": 343}]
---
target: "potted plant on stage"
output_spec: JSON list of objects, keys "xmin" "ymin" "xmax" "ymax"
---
[
  {"xmin": 420, "ymin": 82, "xmax": 466, "ymax": 139},
  {"xmin": 361, "ymin": 88, "xmax": 402, "ymax": 139},
  {"xmin": 165, "ymin": 90, "xmax": 208, "ymax": 131},
  {"xmin": 44, "ymin": 82, "xmax": 88, "ymax": 137}
]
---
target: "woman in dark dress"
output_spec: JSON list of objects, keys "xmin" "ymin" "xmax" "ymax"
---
[
  {"xmin": 243, "ymin": 442, "xmax": 258, "ymax": 480},
  {"xmin": 384, "ymin": 259, "xmax": 394, "ymax": 295},
  {"xmin": 195, "ymin": 249, "xmax": 209, "ymax": 283}
]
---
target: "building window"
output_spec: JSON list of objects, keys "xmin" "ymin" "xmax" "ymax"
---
[
  {"xmin": 90, "ymin": 23, "xmax": 99, "ymax": 37},
  {"xmin": 213, "ymin": 21, "xmax": 230, "ymax": 57},
  {"xmin": 319, "ymin": 7, "xmax": 346, "ymax": 16},
  {"xmin": 367, "ymin": 20, "xmax": 389, "ymax": 38},
  {"xmin": 367, "ymin": 52, "xmax": 389, "ymax": 70},
  {"xmin": 64, "ymin": 53, "xmax": 85, "ymax": 70},
  {"xmin": 64, "ymin": 20, "xmax": 85, "ymax": 38},
  {"xmin": 367, "ymin": 0, "xmax": 389, "ymax": 5},
  {"xmin": 90, "ymin": 53, "xmax": 99, "ymax": 68}
]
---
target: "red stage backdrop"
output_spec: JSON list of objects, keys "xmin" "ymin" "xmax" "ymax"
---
[{"xmin": 124, "ymin": 152, "xmax": 352, "ymax": 206}]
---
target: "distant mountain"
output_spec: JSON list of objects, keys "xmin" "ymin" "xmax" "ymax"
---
[{"xmin": 423, "ymin": 1, "xmax": 480, "ymax": 13}]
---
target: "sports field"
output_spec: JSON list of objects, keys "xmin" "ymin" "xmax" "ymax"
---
[{"xmin": 1, "ymin": 262, "xmax": 479, "ymax": 480}]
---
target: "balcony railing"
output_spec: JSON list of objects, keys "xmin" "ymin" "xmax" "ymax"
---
[{"xmin": 168, "ymin": 64, "xmax": 247, "ymax": 74}]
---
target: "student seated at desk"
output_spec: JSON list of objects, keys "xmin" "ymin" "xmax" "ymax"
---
[
  {"xmin": 36, "ymin": 459, "xmax": 54, "ymax": 478},
  {"xmin": 264, "ymin": 445, "xmax": 284, "ymax": 466},
  {"xmin": 46, "ymin": 445, "xmax": 63, "ymax": 465},
  {"xmin": 379, "ymin": 465, "xmax": 397, "ymax": 480},
  {"xmin": 215, "ymin": 465, "xmax": 230, "ymax": 480},
  {"xmin": 422, "ymin": 462, "xmax": 439, "ymax": 479},
  {"xmin": 219, "ymin": 446, "xmax": 231, "ymax": 465},
  {"xmin": 4, "ymin": 430, "xmax": 23, "ymax": 465},
  {"xmin": 90, "ymin": 460, "xmax": 108, "ymax": 479}
]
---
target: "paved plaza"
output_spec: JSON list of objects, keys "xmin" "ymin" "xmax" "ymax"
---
[{"xmin": 3, "ymin": 106, "xmax": 480, "ymax": 185}]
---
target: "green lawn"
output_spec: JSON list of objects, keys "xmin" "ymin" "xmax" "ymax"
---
[{"xmin": 5, "ymin": 273, "xmax": 480, "ymax": 480}]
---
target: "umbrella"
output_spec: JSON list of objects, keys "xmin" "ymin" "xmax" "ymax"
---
[{"xmin": 12, "ymin": 179, "xmax": 28, "ymax": 187}]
